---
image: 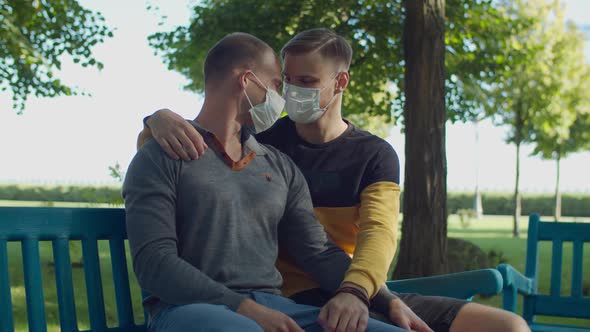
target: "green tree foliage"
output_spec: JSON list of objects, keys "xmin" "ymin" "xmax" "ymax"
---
[
  {"xmin": 529, "ymin": 22, "xmax": 590, "ymax": 220},
  {"xmin": 148, "ymin": 0, "xmax": 513, "ymax": 123},
  {"xmin": 481, "ymin": 0, "xmax": 589, "ymax": 234},
  {"xmin": 0, "ymin": 0, "xmax": 113, "ymax": 112},
  {"xmin": 346, "ymin": 112, "xmax": 391, "ymax": 138}
]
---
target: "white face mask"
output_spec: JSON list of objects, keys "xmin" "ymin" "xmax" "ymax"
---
[
  {"xmin": 283, "ymin": 74, "xmax": 340, "ymax": 124},
  {"xmin": 243, "ymin": 73, "xmax": 285, "ymax": 133}
]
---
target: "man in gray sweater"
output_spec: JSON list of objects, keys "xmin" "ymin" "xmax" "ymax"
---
[{"xmin": 123, "ymin": 33, "xmax": 405, "ymax": 332}]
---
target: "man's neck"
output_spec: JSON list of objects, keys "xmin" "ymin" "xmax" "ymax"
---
[
  {"xmin": 294, "ymin": 99, "xmax": 348, "ymax": 145},
  {"xmin": 195, "ymin": 97, "xmax": 242, "ymax": 146}
]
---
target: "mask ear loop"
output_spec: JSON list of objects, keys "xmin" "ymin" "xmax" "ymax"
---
[
  {"xmin": 243, "ymin": 90, "xmax": 255, "ymax": 108},
  {"xmin": 320, "ymin": 93, "xmax": 339, "ymax": 111},
  {"xmin": 249, "ymin": 72, "xmax": 270, "ymax": 91},
  {"xmin": 242, "ymin": 70, "xmax": 269, "ymax": 109},
  {"xmin": 319, "ymin": 72, "xmax": 343, "ymax": 111},
  {"xmin": 244, "ymin": 71, "xmax": 272, "ymax": 110}
]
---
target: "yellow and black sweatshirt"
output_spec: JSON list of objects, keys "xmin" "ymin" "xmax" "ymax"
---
[{"xmin": 257, "ymin": 117, "xmax": 401, "ymax": 298}]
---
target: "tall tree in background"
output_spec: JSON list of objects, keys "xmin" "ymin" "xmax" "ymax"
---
[
  {"xmin": 530, "ymin": 28, "xmax": 590, "ymax": 221},
  {"xmin": 482, "ymin": 0, "xmax": 567, "ymax": 236},
  {"xmin": 533, "ymin": 112, "xmax": 590, "ymax": 220},
  {"xmin": 0, "ymin": 0, "xmax": 112, "ymax": 112},
  {"xmin": 393, "ymin": 0, "xmax": 447, "ymax": 278},
  {"xmin": 149, "ymin": 0, "xmax": 517, "ymax": 277}
]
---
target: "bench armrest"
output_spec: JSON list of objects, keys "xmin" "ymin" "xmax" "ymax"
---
[
  {"xmin": 386, "ymin": 268, "xmax": 503, "ymax": 300},
  {"xmin": 497, "ymin": 263, "xmax": 534, "ymax": 312}
]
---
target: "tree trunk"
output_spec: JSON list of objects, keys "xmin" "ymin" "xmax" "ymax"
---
[
  {"xmin": 513, "ymin": 142, "xmax": 521, "ymax": 237},
  {"xmin": 554, "ymin": 156, "xmax": 561, "ymax": 221},
  {"xmin": 393, "ymin": 0, "xmax": 447, "ymax": 279}
]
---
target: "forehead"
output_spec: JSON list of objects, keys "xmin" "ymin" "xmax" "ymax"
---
[{"xmin": 283, "ymin": 51, "xmax": 336, "ymax": 77}]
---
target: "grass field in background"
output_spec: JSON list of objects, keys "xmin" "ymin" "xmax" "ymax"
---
[{"xmin": 2, "ymin": 202, "xmax": 589, "ymax": 330}]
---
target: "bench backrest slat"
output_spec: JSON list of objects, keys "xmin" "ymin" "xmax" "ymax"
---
[
  {"xmin": 0, "ymin": 239, "xmax": 14, "ymax": 332},
  {"xmin": 22, "ymin": 239, "xmax": 47, "ymax": 332},
  {"xmin": 83, "ymin": 238, "xmax": 108, "ymax": 330},
  {"xmin": 53, "ymin": 238, "xmax": 78, "ymax": 331},
  {"xmin": 523, "ymin": 215, "xmax": 539, "ymax": 323},
  {"xmin": 110, "ymin": 238, "xmax": 135, "ymax": 327},
  {"xmin": 549, "ymin": 239, "xmax": 563, "ymax": 297},
  {"xmin": 571, "ymin": 240, "xmax": 584, "ymax": 298},
  {"xmin": 523, "ymin": 214, "xmax": 590, "ymax": 323}
]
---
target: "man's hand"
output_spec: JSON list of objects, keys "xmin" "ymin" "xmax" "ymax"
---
[
  {"xmin": 237, "ymin": 298, "xmax": 304, "ymax": 332},
  {"xmin": 147, "ymin": 108, "xmax": 208, "ymax": 160},
  {"xmin": 318, "ymin": 284, "xmax": 369, "ymax": 332},
  {"xmin": 387, "ymin": 298, "xmax": 432, "ymax": 332}
]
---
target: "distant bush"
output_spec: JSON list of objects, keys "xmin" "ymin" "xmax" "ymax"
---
[
  {"xmin": 410, "ymin": 192, "xmax": 590, "ymax": 217},
  {"xmin": 0, "ymin": 185, "xmax": 122, "ymax": 205},
  {"xmin": 1, "ymin": 185, "xmax": 588, "ymax": 216}
]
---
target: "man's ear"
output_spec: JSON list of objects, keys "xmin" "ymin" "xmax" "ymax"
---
[
  {"xmin": 237, "ymin": 70, "xmax": 251, "ymax": 90},
  {"xmin": 335, "ymin": 71, "xmax": 350, "ymax": 93}
]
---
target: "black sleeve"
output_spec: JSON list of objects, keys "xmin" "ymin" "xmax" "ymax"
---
[{"xmin": 361, "ymin": 141, "xmax": 400, "ymax": 188}]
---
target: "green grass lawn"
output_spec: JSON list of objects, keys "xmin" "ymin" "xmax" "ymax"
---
[{"xmin": 2, "ymin": 203, "xmax": 589, "ymax": 330}]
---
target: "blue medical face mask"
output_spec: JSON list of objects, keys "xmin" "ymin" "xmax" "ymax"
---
[{"xmin": 282, "ymin": 73, "xmax": 340, "ymax": 124}]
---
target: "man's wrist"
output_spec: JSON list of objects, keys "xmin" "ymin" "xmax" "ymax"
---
[
  {"xmin": 335, "ymin": 283, "xmax": 370, "ymax": 307},
  {"xmin": 371, "ymin": 285, "xmax": 399, "ymax": 314},
  {"xmin": 236, "ymin": 298, "xmax": 258, "ymax": 315}
]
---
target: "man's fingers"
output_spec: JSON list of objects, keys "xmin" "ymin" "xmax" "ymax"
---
[
  {"xmin": 397, "ymin": 317, "xmax": 411, "ymax": 330},
  {"xmin": 286, "ymin": 317, "xmax": 304, "ymax": 332},
  {"xmin": 168, "ymin": 136, "xmax": 191, "ymax": 161},
  {"xmin": 185, "ymin": 127, "xmax": 208, "ymax": 157},
  {"xmin": 335, "ymin": 310, "xmax": 351, "ymax": 332},
  {"xmin": 317, "ymin": 306, "xmax": 329, "ymax": 326},
  {"xmin": 177, "ymin": 131, "xmax": 199, "ymax": 160},
  {"xmin": 357, "ymin": 314, "xmax": 368, "ymax": 332},
  {"xmin": 160, "ymin": 139, "xmax": 180, "ymax": 160},
  {"xmin": 412, "ymin": 318, "xmax": 433, "ymax": 332},
  {"xmin": 325, "ymin": 308, "xmax": 340, "ymax": 332}
]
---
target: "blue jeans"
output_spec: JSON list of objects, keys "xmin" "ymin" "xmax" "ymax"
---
[{"xmin": 148, "ymin": 291, "xmax": 405, "ymax": 332}]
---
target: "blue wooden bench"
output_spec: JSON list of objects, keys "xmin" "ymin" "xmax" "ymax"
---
[
  {"xmin": 0, "ymin": 207, "xmax": 504, "ymax": 331},
  {"xmin": 498, "ymin": 214, "xmax": 590, "ymax": 331},
  {"xmin": 387, "ymin": 268, "xmax": 503, "ymax": 301},
  {"xmin": 0, "ymin": 207, "xmax": 146, "ymax": 332}
]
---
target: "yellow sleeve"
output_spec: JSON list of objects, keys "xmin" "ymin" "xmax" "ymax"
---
[
  {"xmin": 136, "ymin": 127, "xmax": 153, "ymax": 151},
  {"xmin": 342, "ymin": 181, "xmax": 400, "ymax": 298}
]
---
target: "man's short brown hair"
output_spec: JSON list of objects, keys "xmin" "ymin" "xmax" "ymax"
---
[
  {"xmin": 204, "ymin": 32, "xmax": 273, "ymax": 84},
  {"xmin": 280, "ymin": 28, "xmax": 353, "ymax": 70}
]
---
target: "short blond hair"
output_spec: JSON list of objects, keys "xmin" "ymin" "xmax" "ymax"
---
[{"xmin": 281, "ymin": 28, "xmax": 352, "ymax": 70}]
